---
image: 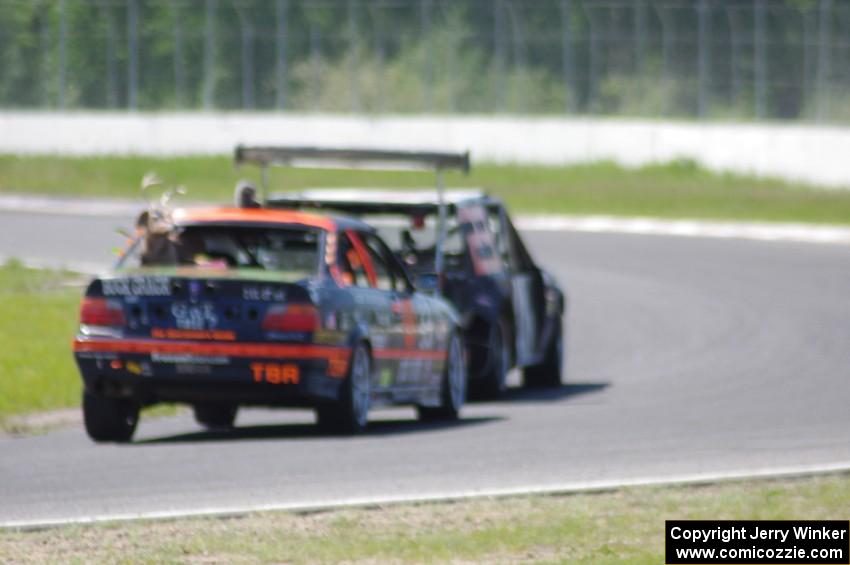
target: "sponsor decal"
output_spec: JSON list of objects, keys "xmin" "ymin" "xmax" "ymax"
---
[
  {"xmin": 243, "ymin": 285, "xmax": 287, "ymax": 302},
  {"xmin": 171, "ymin": 302, "xmax": 218, "ymax": 330},
  {"xmin": 250, "ymin": 362, "xmax": 300, "ymax": 384},
  {"xmin": 380, "ymin": 368, "xmax": 393, "ymax": 388},
  {"xmin": 125, "ymin": 361, "xmax": 150, "ymax": 376},
  {"xmin": 102, "ymin": 276, "xmax": 171, "ymax": 297},
  {"xmin": 151, "ymin": 353, "xmax": 230, "ymax": 365},
  {"xmin": 151, "ymin": 328, "xmax": 236, "ymax": 341}
]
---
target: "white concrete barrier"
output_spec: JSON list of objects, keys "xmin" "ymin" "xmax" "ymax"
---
[{"xmin": 1, "ymin": 112, "xmax": 848, "ymax": 187}]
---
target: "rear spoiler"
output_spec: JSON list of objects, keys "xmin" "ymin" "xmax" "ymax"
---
[
  {"xmin": 234, "ymin": 145, "xmax": 470, "ymax": 174},
  {"xmin": 233, "ymin": 144, "xmax": 472, "ymax": 287}
]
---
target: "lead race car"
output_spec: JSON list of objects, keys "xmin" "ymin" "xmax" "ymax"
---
[{"xmin": 72, "ymin": 156, "xmax": 468, "ymax": 442}]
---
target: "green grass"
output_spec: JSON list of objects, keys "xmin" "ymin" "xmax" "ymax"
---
[
  {"xmin": 1, "ymin": 473, "xmax": 848, "ymax": 563},
  {"xmin": 0, "ymin": 260, "xmax": 83, "ymax": 423},
  {"xmin": 3, "ymin": 155, "xmax": 850, "ymax": 225},
  {"xmin": 0, "ymin": 261, "xmax": 182, "ymax": 432}
]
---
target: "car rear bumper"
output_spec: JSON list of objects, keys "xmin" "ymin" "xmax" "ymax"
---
[{"xmin": 73, "ymin": 337, "xmax": 351, "ymax": 407}]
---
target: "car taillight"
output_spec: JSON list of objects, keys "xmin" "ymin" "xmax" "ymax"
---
[
  {"xmin": 80, "ymin": 297, "xmax": 126, "ymax": 327},
  {"xmin": 262, "ymin": 304, "xmax": 319, "ymax": 332}
]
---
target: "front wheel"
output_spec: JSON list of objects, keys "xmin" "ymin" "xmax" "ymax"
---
[
  {"xmin": 83, "ymin": 392, "xmax": 139, "ymax": 443},
  {"xmin": 523, "ymin": 318, "xmax": 564, "ymax": 388},
  {"xmin": 418, "ymin": 333, "xmax": 466, "ymax": 421},
  {"xmin": 472, "ymin": 320, "xmax": 511, "ymax": 400},
  {"xmin": 317, "ymin": 343, "xmax": 371, "ymax": 434}
]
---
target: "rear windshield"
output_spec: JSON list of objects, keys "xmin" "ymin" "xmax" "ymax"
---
[{"xmin": 118, "ymin": 224, "xmax": 322, "ymax": 281}]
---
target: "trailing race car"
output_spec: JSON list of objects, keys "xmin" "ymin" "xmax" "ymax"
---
[
  {"xmin": 232, "ymin": 146, "xmax": 566, "ymax": 399},
  {"xmin": 73, "ymin": 204, "xmax": 466, "ymax": 442}
]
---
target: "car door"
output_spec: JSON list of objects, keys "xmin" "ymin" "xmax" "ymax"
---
[
  {"xmin": 360, "ymin": 231, "xmax": 438, "ymax": 394},
  {"xmin": 337, "ymin": 230, "xmax": 396, "ymax": 396},
  {"xmin": 495, "ymin": 207, "xmax": 545, "ymax": 366}
]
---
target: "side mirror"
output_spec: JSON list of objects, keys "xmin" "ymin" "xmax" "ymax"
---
[{"xmin": 415, "ymin": 272, "xmax": 441, "ymax": 293}]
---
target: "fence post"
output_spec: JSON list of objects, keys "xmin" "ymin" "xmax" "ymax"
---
[
  {"xmin": 127, "ymin": 0, "xmax": 139, "ymax": 110},
  {"xmin": 203, "ymin": 0, "xmax": 217, "ymax": 110},
  {"xmin": 754, "ymin": 0, "xmax": 767, "ymax": 119},
  {"xmin": 310, "ymin": 18, "xmax": 321, "ymax": 110},
  {"xmin": 98, "ymin": 0, "xmax": 119, "ymax": 108},
  {"xmin": 235, "ymin": 4, "xmax": 255, "ymax": 110},
  {"xmin": 58, "ymin": 0, "xmax": 67, "ymax": 109},
  {"xmin": 347, "ymin": 0, "xmax": 361, "ymax": 112},
  {"xmin": 493, "ymin": 0, "xmax": 506, "ymax": 112},
  {"xmin": 815, "ymin": 0, "xmax": 832, "ymax": 122},
  {"xmin": 801, "ymin": 7, "xmax": 815, "ymax": 119},
  {"xmin": 276, "ymin": 0, "xmax": 288, "ymax": 110},
  {"xmin": 582, "ymin": 3, "xmax": 600, "ymax": 113},
  {"xmin": 725, "ymin": 6, "xmax": 741, "ymax": 109},
  {"xmin": 697, "ymin": 0, "xmax": 711, "ymax": 118},
  {"xmin": 560, "ymin": 0, "xmax": 576, "ymax": 114},
  {"xmin": 171, "ymin": 0, "xmax": 186, "ymax": 108},
  {"xmin": 634, "ymin": 0, "xmax": 647, "ymax": 77},
  {"xmin": 505, "ymin": 0, "xmax": 526, "ymax": 113},
  {"xmin": 656, "ymin": 4, "xmax": 676, "ymax": 117},
  {"xmin": 421, "ymin": 0, "xmax": 434, "ymax": 112}
]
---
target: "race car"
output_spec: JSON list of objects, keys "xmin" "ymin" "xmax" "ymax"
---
[
  {"xmin": 229, "ymin": 146, "xmax": 565, "ymax": 399},
  {"xmin": 72, "ymin": 205, "xmax": 466, "ymax": 442}
]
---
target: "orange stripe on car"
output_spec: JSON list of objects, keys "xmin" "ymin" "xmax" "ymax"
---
[
  {"xmin": 73, "ymin": 338, "xmax": 351, "ymax": 360},
  {"xmin": 173, "ymin": 207, "xmax": 337, "ymax": 231}
]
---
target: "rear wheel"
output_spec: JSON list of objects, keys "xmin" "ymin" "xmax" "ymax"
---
[
  {"xmin": 317, "ymin": 343, "xmax": 371, "ymax": 434},
  {"xmin": 83, "ymin": 392, "xmax": 139, "ymax": 443},
  {"xmin": 418, "ymin": 333, "xmax": 466, "ymax": 421},
  {"xmin": 523, "ymin": 318, "xmax": 563, "ymax": 388},
  {"xmin": 473, "ymin": 320, "xmax": 511, "ymax": 399},
  {"xmin": 193, "ymin": 403, "xmax": 238, "ymax": 430}
]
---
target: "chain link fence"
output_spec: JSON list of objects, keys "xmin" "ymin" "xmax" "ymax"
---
[{"xmin": 0, "ymin": 0, "xmax": 848, "ymax": 122}]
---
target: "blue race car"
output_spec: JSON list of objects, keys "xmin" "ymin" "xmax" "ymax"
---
[{"xmin": 73, "ymin": 205, "xmax": 466, "ymax": 442}]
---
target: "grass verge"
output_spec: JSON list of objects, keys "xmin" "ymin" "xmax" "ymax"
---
[
  {"xmin": 0, "ymin": 260, "xmax": 83, "ymax": 425},
  {"xmin": 0, "ymin": 260, "xmax": 182, "ymax": 433},
  {"xmin": 2, "ymin": 473, "xmax": 848, "ymax": 563},
  {"xmin": 3, "ymin": 155, "xmax": 850, "ymax": 225}
]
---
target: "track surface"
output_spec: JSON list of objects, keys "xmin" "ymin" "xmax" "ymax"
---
[{"xmin": 1, "ymin": 210, "xmax": 849, "ymax": 525}]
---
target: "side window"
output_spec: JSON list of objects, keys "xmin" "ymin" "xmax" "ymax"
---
[
  {"xmin": 364, "ymin": 233, "xmax": 410, "ymax": 293},
  {"xmin": 362, "ymin": 235, "xmax": 394, "ymax": 291},
  {"xmin": 457, "ymin": 204, "xmax": 502, "ymax": 276},
  {"xmin": 338, "ymin": 232, "xmax": 369, "ymax": 288}
]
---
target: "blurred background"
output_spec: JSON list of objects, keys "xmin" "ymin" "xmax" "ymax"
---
[{"xmin": 0, "ymin": 0, "xmax": 846, "ymax": 122}]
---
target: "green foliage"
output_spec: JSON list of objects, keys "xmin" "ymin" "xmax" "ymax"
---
[{"xmin": 0, "ymin": 0, "xmax": 846, "ymax": 120}]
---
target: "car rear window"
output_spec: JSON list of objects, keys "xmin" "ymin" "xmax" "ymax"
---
[{"xmin": 119, "ymin": 224, "xmax": 321, "ymax": 281}]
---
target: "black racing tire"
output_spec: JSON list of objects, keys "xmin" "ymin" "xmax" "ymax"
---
[
  {"xmin": 317, "ymin": 343, "xmax": 371, "ymax": 435},
  {"xmin": 472, "ymin": 320, "xmax": 511, "ymax": 400},
  {"xmin": 418, "ymin": 333, "xmax": 466, "ymax": 422},
  {"xmin": 83, "ymin": 392, "xmax": 140, "ymax": 443},
  {"xmin": 193, "ymin": 403, "xmax": 238, "ymax": 430},
  {"xmin": 523, "ymin": 317, "xmax": 564, "ymax": 388}
]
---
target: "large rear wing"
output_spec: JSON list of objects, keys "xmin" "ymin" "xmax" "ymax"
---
[
  {"xmin": 233, "ymin": 144, "xmax": 472, "ymax": 287},
  {"xmin": 234, "ymin": 145, "xmax": 470, "ymax": 174}
]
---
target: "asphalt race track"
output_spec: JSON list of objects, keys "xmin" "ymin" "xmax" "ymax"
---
[{"xmin": 1, "ymin": 210, "xmax": 849, "ymax": 526}]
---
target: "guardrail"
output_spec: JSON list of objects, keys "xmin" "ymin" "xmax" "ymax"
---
[{"xmin": 1, "ymin": 112, "xmax": 848, "ymax": 188}]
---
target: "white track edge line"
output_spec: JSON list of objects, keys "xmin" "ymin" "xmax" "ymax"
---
[
  {"xmin": 1, "ymin": 195, "xmax": 850, "ymax": 245},
  {"xmin": 4, "ymin": 460, "xmax": 850, "ymax": 531}
]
